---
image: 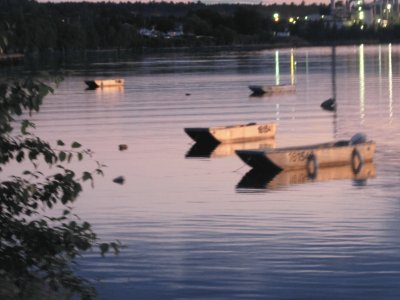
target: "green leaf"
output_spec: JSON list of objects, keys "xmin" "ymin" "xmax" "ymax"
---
[
  {"xmin": 21, "ymin": 120, "xmax": 35, "ymax": 134},
  {"xmin": 59, "ymin": 151, "xmax": 66, "ymax": 162},
  {"xmin": 82, "ymin": 172, "xmax": 92, "ymax": 181},
  {"xmin": 57, "ymin": 140, "xmax": 65, "ymax": 146},
  {"xmin": 100, "ymin": 243, "xmax": 109, "ymax": 256},
  {"xmin": 28, "ymin": 150, "xmax": 39, "ymax": 161},
  {"xmin": 44, "ymin": 153, "xmax": 54, "ymax": 164},
  {"xmin": 110, "ymin": 242, "xmax": 120, "ymax": 255},
  {"xmin": 71, "ymin": 142, "xmax": 81, "ymax": 148},
  {"xmin": 16, "ymin": 151, "xmax": 25, "ymax": 162}
]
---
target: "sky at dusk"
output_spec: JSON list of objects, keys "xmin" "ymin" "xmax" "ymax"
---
[{"xmin": 36, "ymin": 0, "xmax": 331, "ymax": 5}]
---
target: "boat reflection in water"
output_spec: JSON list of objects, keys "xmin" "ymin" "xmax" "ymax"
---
[
  {"xmin": 186, "ymin": 139, "xmax": 276, "ymax": 158},
  {"xmin": 91, "ymin": 86, "xmax": 124, "ymax": 104},
  {"xmin": 94, "ymin": 86, "xmax": 124, "ymax": 93},
  {"xmin": 236, "ymin": 163, "xmax": 376, "ymax": 192}
]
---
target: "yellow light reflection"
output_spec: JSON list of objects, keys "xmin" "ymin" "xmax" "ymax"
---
[
  {"xmin": 378, "ymin": 45, "xmax": 383, "ymax": 105},
  {"xmin": 95, "ymin": 86, "xmax": 124, "ymax": 104},
  {"xmin": 290, "ymin": 48, "xmax": 295, "ymax": 85},
  {"xmin": 378, "ymin": 44, "xmax": 382, "ymax": 83},
  {"xmin": 276, "ymin": 103, "xmax": 280, "ymax": 121},
  {"xmin": 306, "ymin": 51, "xmax": 309, "ymax": 75},
  {"xmin": 388, "ymin": 44, "xmax": 393, "ymax": 122},
  {"xmin": 275, "ymin": 50, "xmax": 280, "ymax": 85},
  {"xmin": 359, "ymin": 44, "xmax": 365, "ymax": 124}
]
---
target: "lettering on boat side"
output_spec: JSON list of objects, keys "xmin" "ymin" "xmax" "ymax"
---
[
  {"xmin": 257, "ymin": 125, "xmax": 272, "ymax": 133},
  {"xmin": 288, "ymin": 151, "xmax": 312, "ymax": 162}
]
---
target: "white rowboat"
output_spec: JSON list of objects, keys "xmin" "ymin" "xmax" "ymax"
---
[
  {"xmin": 236, "ymin": 138, "xmax": 376, "ymax": 174},
  {"xmin": 184, "ymin": 122, "xmax": 276, "ymax": 144},
  {"xmin": 85, "ymin": 79, "xmax": 125, "ymax": 89}
]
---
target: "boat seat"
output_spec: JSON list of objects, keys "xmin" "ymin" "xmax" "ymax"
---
[{"xmin": 334, "ymin": 140, "xmax": 349, "ymax": 147}]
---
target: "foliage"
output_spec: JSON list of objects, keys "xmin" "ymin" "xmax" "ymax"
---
[
  {"xmin": 5, "ymin": 0, "xmax": 400, "ymax": 51},
  {"xmin": 0, "ymin": 0, "xmax": 323, "ymax": 51},
  {"xmin": 0, "ymin": 30, "xmax": 117, "ymax": 299}
]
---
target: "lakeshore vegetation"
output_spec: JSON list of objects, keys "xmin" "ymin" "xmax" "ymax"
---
[
  {"xmin": 0, "ymin": 22, "xmax": 119, "ymax": 299},
  {"xmin": 2, "ymin": 0, "xmax": 400, "ymax": 54}
]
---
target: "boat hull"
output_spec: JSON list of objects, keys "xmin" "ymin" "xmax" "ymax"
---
[
  {"xmin": 184, "ymin": 123, "xmax": 276, "ymax": 144},
  {"xmin": 236, "ymin": 141, "xmax": 376, "ymax": 171},
  {"xmin": 85, "ymin": 79, "xmax": 124, "ymax": 89},
  {"xmin": 249, "ymin": 84, "xmax": 296, "ymax": 95}
]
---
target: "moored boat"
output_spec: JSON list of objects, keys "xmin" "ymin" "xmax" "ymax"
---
[
  {"xmin": 236, "ymin": 134, "xmax": 376, "ymax": 174},
  {"xmin": 321, "ymin": 97, "xmax": 336, "ymax": 111},
  {"xmin": 85, "ymin": 79, "xmax": 125, "ymax": 89},
  {"xmin": 248, "ymin": 84, "xmax": 296, "ymax": 95},
  {"xmin": 184, "ymin": 122, "xmax": 276, "ymax": 144}
]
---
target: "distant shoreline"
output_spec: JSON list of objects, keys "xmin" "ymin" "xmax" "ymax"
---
[
  {"xmin": 0, "ymin": 53, "xmax": 24, "ymax": 63},
  {"xmin": 4, "ymin": 39, "xmax": 390, "ymax": 65},
  {"xmin": 27, "ymin": 39, "xmax": 388, "ymax": 57}
]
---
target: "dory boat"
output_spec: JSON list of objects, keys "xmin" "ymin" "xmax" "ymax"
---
[
  {"xmin": 248, "ymin": 84, "xmax": 296, "ymax": 95},
  {"xmin": 236, "ymin": 134, "xmax": 376, "ymax": 174},
  {"xmin": 85, "ymin": 79, "xmax": 125, "ymax": 89},
  {"xmin": 321, "ymin": 97, "xmax": 336, "ymax": 111},
  {"xmin": 184, "ymin": 122, "xmax": 276, "ymax": 144},
  {"xmin": 236, "ymin": 163, "xmax": 376, "ymax": 192}
]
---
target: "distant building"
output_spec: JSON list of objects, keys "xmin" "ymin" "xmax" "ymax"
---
[
  {"xmin": 275, "ymin": 31, "xmax": 291, "ymax": 37},
  {"xmin": 139, "ymin": 27, "xmax": 160, "ymax": 38},
  {"xmin": 326, "ymin": 0, "xmax": 400, "ymax": 26},
  {"xmin": 166, "ymin": 24, "xmax": 184, "ymax": 38}
]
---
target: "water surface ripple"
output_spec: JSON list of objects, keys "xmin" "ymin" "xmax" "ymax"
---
[{"xmin": 10, "ymin": 45, "xmax": 400, "ymax": 299}]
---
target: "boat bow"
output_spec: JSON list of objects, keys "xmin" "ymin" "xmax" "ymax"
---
[{"xmin": 236, "ymin": 149, "xmax": 282, "ymax": 171}]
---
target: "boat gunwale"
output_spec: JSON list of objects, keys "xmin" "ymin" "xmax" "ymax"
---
[
  {"xmin": 240, "ymin": 140, "xmax": 375, "ymax": 155},
  {"xmin": 185, "ymin": 122, "xmax": 275, "ymax": 131}
]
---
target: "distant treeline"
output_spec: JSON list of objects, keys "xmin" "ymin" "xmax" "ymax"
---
[{"xmin": 1, "ymin": 0, "xmax": 400, "ymax": 53}]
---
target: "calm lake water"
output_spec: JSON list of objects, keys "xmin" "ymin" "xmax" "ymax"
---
[{"xmin": 8, "ymin": 45, "xmax": 400, "ymax": 299}]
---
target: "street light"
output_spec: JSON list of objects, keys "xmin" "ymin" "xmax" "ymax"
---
[{"xmin": 387, "ymin": 3, "xmax": 391, "ymax": 21}]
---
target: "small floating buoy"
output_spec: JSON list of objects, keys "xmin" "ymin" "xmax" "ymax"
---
[
  {"xmin": 185, "ymin": 93, "xmax": 191, "ymax": 96},
  {"xmin": 113, "ymin": 176, "xmax": 125, "ymax": 185},
  {"xmin": 320, "ymin": 98, "xmax": 336, "ymax": 111},
  {"xmin": 119, "ymin": 144, "xmax": 128, "ymax": 151}
]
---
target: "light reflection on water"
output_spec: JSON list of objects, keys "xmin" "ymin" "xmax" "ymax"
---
[{"xmin": 9, "ymin": 45, "xmax": 400, "ymax": 299}]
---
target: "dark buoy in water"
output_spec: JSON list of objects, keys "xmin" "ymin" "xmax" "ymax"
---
[
  {"xmin": 119, "ymin": 144, "xmax": 128, "ymax": 151},
  {"xmin": 321, "ymin": 98, "xmax": 336, "ymax": 111},
  {"xmin": 113, "ymin": 176, "xmax": 125, "ymax": 185},
  {"xmin": 185, "ymin": 93, "xmax": 191, "ymax": 96}
]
